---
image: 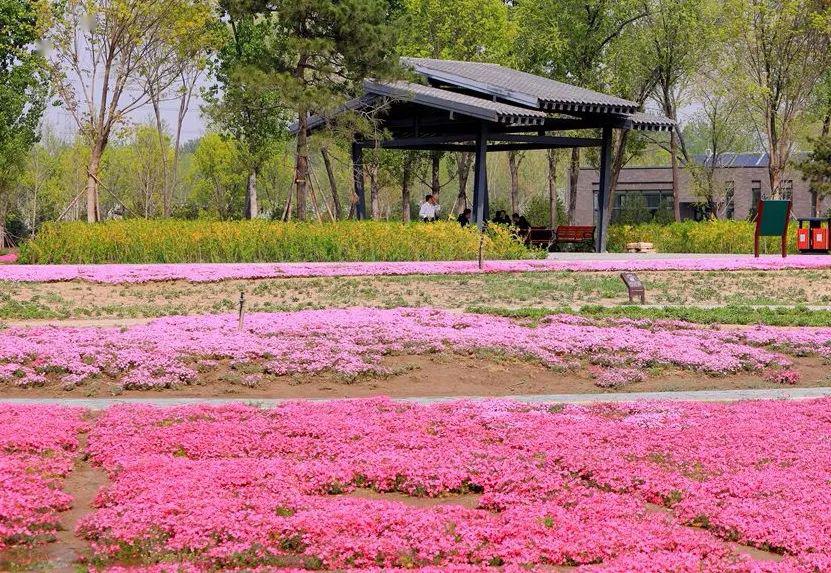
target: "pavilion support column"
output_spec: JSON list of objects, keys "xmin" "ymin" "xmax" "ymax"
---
[
  {"xmin": 351, "ymin": 142, "xmax": 367, "ymax": 220},
  {"xmin": 472, "ymin": 122, "xmax": 489, "ymax": 228},
  {"xmin": 595, "ymin": 126, "xmax": 613, "ymax": 253}
]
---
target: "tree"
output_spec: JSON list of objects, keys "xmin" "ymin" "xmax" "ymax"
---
[
  {"xmin": 400, "ymin": 0, "xmax": 515, "ymax": 213},
  {"xmin": 204, "ymin": 4, "xmax": 288, "ymax": 219},
  {"xmin": 0, "ymin": 0, "xmax": 48, "ymax": 246},
  {"xmin": 514, "ymin": 0, "xmax": 649, "ymax": 224},
  {"xmin": 191, "ymin": 132, "xmax": 246, "ymax": 219},
  {"xmin": 800, "ymin": 135, "xmax": 831, "ymax": 215},
  {"xmin": 729, "ymin": 0, "xmax": 831, "ymax": 197},
  {"xmin": 46, "ymin": 0, "xmax": 214, "ymax": 222},
  {"xmin": 684, "ymin": 70, "xmax": 758, "ymax": 217},
  {"xmin": 233, "ymin": 0, "xmax": 400, "ymax": 221},
  {"xmin": 645, "ymin": 0, "xmax": 720, "ymax": 221}
]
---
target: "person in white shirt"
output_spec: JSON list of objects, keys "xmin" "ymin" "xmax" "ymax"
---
[{"xmin": 419, "ymin": 194, "xmax": 440, "ymax": 222}]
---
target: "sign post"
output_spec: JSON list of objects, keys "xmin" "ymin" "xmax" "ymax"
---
[{"xmin": 754, "ymin": 200, "xmax": 792, "ymax": 258}]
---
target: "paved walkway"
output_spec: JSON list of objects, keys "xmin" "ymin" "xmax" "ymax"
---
[
  {"xmin": 547, "ymin": 252, "xmax": 754, "ymax": 261},
  {"xmin": 3, "ymin": 387, "xmax": 830, "ymax": 409}
]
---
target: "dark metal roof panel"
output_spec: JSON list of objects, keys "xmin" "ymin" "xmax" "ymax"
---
[
  {"xmin": 403, "ymin": 57, "xmax": 640, "ymax": 114},
  {"xmin": 364, "ymin": 80, "xmax": 548, "ymax": 125},
  {"xmin": 628, "ymin": 112, "xmax": 675, "ymax": 132}
]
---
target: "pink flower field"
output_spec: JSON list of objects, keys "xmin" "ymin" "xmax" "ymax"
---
[
  {"xmin": 2, "ymin": 398, "xmax": 831, "ymax": 570},
  {"xmin": 1, "ymin": 308, "xmax": 829, "ymax": 390},
  {"xmin": 1, "ymin": 255, "xmax": 830, "ymax": 284},
  {"xmin": 0, "ymin": 405, "xmax": 85, "ymax": 550},
  {"xmin": 64, "ymin": 397, "xmax": 831, "ymax": 570}
]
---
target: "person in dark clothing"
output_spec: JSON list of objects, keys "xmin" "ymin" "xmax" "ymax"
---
[
  {"xmin": 512, "ymin": 213, "xmax": 531, "ymax": 235},
  {"xmin": 493, "ymin": 210, "xmax": 510, "ymax": 225},
  {"xmin": 457, "ymin": 208, "xmax": 472, "ymax": 227}
]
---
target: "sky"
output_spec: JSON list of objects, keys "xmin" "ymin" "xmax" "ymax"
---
[{"xmin": 43, "ymin": 81, "xmax": 210, "ymax": 145}]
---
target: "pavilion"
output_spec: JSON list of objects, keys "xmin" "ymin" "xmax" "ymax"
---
[{"xmin": 293, "ymin": 58, "xmax": 674, "ymax": 252}]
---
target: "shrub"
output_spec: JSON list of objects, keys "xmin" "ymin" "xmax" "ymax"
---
[
  {"xmin": 607, "ymin": 219, "xmax": 798, "ymax": 254},
  {"xmin": 523, "ymin": 194, "xmax": 567, "ymax": 228},
  {"xmin": 19, "ymin": 219, "xmax": 539, "ymax": 264}
]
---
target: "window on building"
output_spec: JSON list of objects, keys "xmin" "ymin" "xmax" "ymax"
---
[
  {"xmin": 724, "ymin": 181, "xmax": 735, "ymax": 220},
  {"xmin": 610, "ymin": 190, "xmax": 673, "ymax": 223}
]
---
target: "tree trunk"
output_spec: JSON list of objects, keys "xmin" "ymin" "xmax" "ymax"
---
[
  {"xmin": 508, "ymin": 151, "xmax": 521, "ymax": 214},
  {"xmin": 431, "ymin": 151, "xmax": 441, "ymax": 197},
  {"xmin": 369, "ymin": 160, "xmax": 381, "ymax": 219},
  {"xmin": 321, "ymin": 148, "xmax": 341, "ymax": 219},
  {"xmin": 85, "ymin": 144, "xmax": 103, "ymax": 223},
  {"xmin": 568, "ymin": 148, "xmax": 580, "ymax": 224},
  {"xmin": 453, "ymin": 152, "xmax": 472, "ymax": 214},
  {"xmin": 547, "ymin": 148, "xmax": 558, "ymax": 228},
  {"xmin": 401, "ymin": 154, "xmax": 413, "ymax": 223},
  {"xmin": 150, "ymin": 94, "xmax": 170, "ymax": 218},
  {"xmin": 670, "ymin": 129, "xmax": 681, "ymax": 221},
  {"xmin": 600, "ymin": 130, "xmax": 630, "ymax": 252},
  {"xmin": 245, "ymin": 168, "xmax": 258, "ymax": 219},
  {"xmin": 294, "ymin": 110, "xmax": 309, "ymax": 221}
]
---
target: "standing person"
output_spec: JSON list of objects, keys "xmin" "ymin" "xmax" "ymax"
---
[
  {"xmin": 457, "ymin": 208, "xmax": 472, "ymax": 227},
  {"xmin": 419, "ymin": 194, "xmax": 436, "ymax": 222}
]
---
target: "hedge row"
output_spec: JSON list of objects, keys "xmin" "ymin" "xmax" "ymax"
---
[
  {"xmin": 19, "ymin": 220, "xmax": 538, "ymax": 264},
  {"xmin": 607, "ymin": 220, "xmax": 798, "ymax": 254}
]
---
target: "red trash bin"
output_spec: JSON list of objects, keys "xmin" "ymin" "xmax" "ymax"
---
[
  {"xmin": 812, "ymin": 227, "xmax": 829, "ymax": 251},
  {"xmin": 797, "ymin": 228, "xmax": 811, "ymax": 251}
]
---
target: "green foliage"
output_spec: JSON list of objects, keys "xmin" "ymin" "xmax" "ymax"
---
[
  {"xmin": 0, "ymin": 0, "xmax": 48, "ymax": 198},
  {"xmin": 399, "ymin": 0, "xmax": 515, "ymax": 63},
  {"xmin": 523, "ymin": 194, "xmax": 566, "ymax": 228},
  {"xmin": 19, "ymin": 220, "xmax": 538, "ymax": 263},
  {"xmin": 800, "ymin": 135, "xmax": 831, "ymax": 199},
  {"xmin": 607, "ymin": 220, "xmax": 798, "ymax": 254},
  {"xmin": 189, "ymin": 133, "xmax": 246, "ymax": 220},
  {"xmin": 615, "ymin": 193, "xmax": 652, "ymax": 225},
  {"xmin": 470, "ymin": 304, "xmax": 831, "ymax": 327}
]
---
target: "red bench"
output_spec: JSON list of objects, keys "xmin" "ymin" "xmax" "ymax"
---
[{"xmin": 524, "ymin": 225, "xmax": 595, "ymax": 251}]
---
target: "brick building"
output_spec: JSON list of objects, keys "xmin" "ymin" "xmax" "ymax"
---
[{"xmin": 574, "ymin": 152, "xmax": 829, "ymax": 225}]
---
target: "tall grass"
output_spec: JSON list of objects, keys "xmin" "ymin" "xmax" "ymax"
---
[
  {"xmin": 608, "ymin": 220, "xmax": 798, "ymax": 254},
  {"xmin": 19, "ymin": 220, "xmax": 538, "ymax": 264}
]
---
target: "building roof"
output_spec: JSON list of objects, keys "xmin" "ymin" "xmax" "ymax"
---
[
  {"xmin": 693, "ymin": 152, "xmax": 808, "ymax": 168},
  {"xmin": 363, "ymin": 80, "xmax": 548, "ymax": 126},
  {"xmin": 404, "ymin": 58, "xmax": 640, "ymax": 114},
  {"xmin": 291, "ymin": 58, "xmax": 674, "ymax": 136},
  {"xmin": 628, "ymin": 112, "xmax": 676, "ymax": 132}
]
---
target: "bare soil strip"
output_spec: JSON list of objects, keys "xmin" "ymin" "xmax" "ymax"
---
[{"xmin": 0, "ymin": 353, "xmax": 827, "ymax": 400}]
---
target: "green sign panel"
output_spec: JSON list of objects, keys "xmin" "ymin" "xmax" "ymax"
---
[{"xmin": 758, "ymin": 200, "xmax": 790, "ymax": 237}]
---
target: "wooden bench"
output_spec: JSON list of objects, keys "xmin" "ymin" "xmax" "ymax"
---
[
  {"xmin": 525, "ymin": 227, "xmax": 556, "ymax": 250},
  {"xmin": 553, "ymin": 225, "xmax": 595, "ymax": 251},
  {"xmin": 524, "ymin": 225, "xmax": 596, "ymax": 251}
]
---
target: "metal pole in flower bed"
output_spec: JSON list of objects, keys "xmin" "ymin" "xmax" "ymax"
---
[{"xmin": 238, "ymin": 291, "xmax": 246, "ymax": 331}]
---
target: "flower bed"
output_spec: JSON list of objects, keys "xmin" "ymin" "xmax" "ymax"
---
[
  {"xmin": 0, "ymin": 404, "xmax": 85, "ymax": 550},
  {"xmin": 76, "ymin": 398, "xmax": 831, "ymax": 570},
  {"xmin": 1, "ymin": 255, "xmax": 830, "ymax": 284},
  {"xmin": 1, "ymin": 308, "xmax": 827, "ymax": 390}
]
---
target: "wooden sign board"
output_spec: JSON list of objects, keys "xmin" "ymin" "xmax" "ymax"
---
[
  {"xmin": 754, "ymin": 200, "xmax": 792, "ymax": 258},
  {"xmin": 620, "ymin": 272, "xmax": 645, "ymax": 304}
]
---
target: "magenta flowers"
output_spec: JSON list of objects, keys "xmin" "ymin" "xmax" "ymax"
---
[
  {"xmin": 1, "ymin": 255, "xmax": 830, "ymax": 284},
  {"xmin": 0, "ymin": 405, "xmax": 85, "ymax": 550},
  {"xmin": 72, "ymin": 398, "xmax": 831, "ymax": 570},
  {"xmin": 1, "ymin": 308, "xmax": 828, "ymax": 390}
]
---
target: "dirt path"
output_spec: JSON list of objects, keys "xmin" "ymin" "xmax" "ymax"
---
[
  {"xmin": 44, "ymin": 420, "xmax": 107, "ymax": 572},
  {"xmin": 0, "ymin": 353, "xmax": 827, "ymax": 400}
]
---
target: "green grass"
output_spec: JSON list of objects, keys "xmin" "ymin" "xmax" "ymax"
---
[{"xmin": 469, "ymin": 304, "xmax": 831, "ymax": 327}]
